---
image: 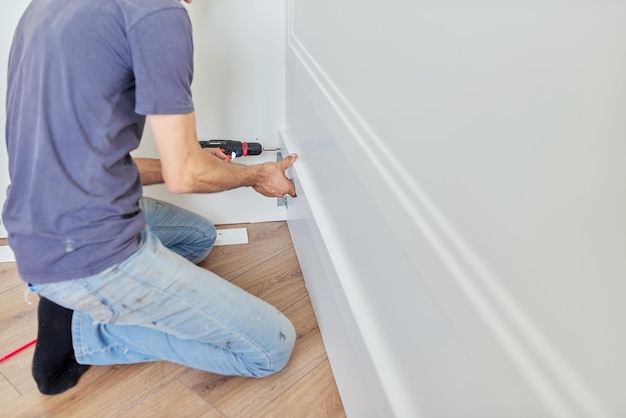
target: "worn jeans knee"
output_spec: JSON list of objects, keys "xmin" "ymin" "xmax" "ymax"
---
[{"xmin": 139, "ymin": 196, "xmax": 216, "ymax": 263}]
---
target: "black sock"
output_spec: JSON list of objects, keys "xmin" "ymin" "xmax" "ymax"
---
[{"xmin": 32, "ymin": 297, "xmax": 90, "ymax": 395}]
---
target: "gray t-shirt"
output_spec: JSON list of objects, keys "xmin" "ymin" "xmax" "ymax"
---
[{"xmin": 2, "ymin": 0, "xmax": 194, "ymax": 283}]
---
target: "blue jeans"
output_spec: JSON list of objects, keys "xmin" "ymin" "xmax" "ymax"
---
[{"xmin": 28, "ymin": 197, "xmax": 295, "ymax": 377}]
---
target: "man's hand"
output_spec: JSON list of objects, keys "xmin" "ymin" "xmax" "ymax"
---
[
  {"xmin": 252, "ymin": 154, "xmax": 298, "ymax": 198},
  {"xmin": 202, "ymin": 147, "xmax": 230, "ymax": 161}
]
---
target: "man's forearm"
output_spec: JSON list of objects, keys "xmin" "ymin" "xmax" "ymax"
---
[
  {"xmin": 134, "ymin": 158, "xmax": 164, "ymax": 186},
  {"xmin": 147, "ymin": 112, "xmax": 297, "ymax": 197}
]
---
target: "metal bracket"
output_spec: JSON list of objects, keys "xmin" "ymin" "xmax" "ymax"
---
[{"xmin": 276, "ymin": 151, "xmax": 288, "ymax": 208}]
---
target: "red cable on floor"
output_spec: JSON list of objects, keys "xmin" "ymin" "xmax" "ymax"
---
[{"xmin": 0, "ymin": 338, "xmax": 37, "ymax": 363}]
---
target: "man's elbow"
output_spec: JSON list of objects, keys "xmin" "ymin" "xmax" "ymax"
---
[{"xmin": 163, "ymin": 172, "xmax": 197, "ymax": 194}]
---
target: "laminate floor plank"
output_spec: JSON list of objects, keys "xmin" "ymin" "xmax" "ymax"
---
[
  {"xmin": 119, "ymin": 380, "xmax": 225, "ymax": 418},
  {"xmin": 254, "ymin": 360, "xmax": 346, "ymax": 418}
]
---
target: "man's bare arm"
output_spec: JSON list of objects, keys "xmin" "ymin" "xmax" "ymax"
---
[
  {"xmin": 134, "ymin": 148, "xmax": 230, "ymax": 186},
  {"xmin": 147, "ymin": 112, "xmax": 297, "ymax": 197},
  {"xmin": 134, "ymin": 158, "xmax": 164, "ymax": 186}
]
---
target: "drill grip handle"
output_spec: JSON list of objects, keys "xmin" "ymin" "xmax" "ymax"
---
[{"xmin": 198, "ymin": 140, "xmax": 262, "ymax": 157}]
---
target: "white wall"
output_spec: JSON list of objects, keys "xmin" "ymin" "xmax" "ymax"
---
[
  {"xmin": 0, "ymin": 1, "xmax": 30, "ymax": 238},
  {"xmin": 134, "ymin": 0, "xmax": 287, "ymax": 224},
  {"xmin": 285, "ymin": 0, "xmax": 626, "ymax": 417}
]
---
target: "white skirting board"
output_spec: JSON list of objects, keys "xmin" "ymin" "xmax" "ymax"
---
[{"xmin": 280, "ymin": 130, "xmax": 397, "ymax": 417}]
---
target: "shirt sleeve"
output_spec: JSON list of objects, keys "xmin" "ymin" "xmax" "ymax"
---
[{"xmin": 127, "ymin": 8, "xmax": 194, "ymax": 115}]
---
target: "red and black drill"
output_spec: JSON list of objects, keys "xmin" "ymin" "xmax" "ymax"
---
[{"xmin": 199, "ymin": 139, "xmax": 281, "ymax": 160}]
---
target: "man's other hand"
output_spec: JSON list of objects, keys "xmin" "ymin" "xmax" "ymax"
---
[{"xmin": 253, "ymin": 154, "xmax": 298, "ymax": 198}]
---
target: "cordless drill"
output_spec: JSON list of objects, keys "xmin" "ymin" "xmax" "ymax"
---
[{"xmin": 199, "ymin": 139, "xmax": 280, "ymax": 159}]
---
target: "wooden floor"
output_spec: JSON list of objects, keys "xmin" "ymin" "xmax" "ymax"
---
[{"xmin": 0, "ymin": 222, "xmax": 346, "ymax": 417}]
